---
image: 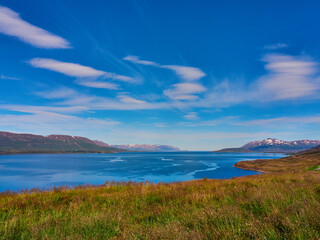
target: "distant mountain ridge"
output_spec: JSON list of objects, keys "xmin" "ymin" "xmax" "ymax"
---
[
  {"xmin": 0, "ymin": 131, "xmax": 125, "ymax": 154},
  {"xmin": 214, "ymin": 138, "xmax": 320, "ymax": 153},
  {"xmin": 111, "ymin": 144, "xmax": 181, "ymax": 152}
]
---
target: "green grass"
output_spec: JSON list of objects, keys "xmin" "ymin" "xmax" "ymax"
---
[
  {"xmin": 307, "ymin": 165, "xmax": 319, "ymax": 171},
  {"xmin": 1, "ymin": 172, "xmax": 319, "ymax": 239}
]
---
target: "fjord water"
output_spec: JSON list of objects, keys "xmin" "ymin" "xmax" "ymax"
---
[{"xmin": 0, "ymin": 152, "xmax": 286, "ymax": 192}]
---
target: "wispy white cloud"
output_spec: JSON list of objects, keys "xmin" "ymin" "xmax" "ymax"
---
[
  {"xmin": 29, "ymin": 58, "xmax": 106, "ymax": 78},
  {"xmin": 123, "ymin": 53, "xmax": 319, "ymax": 108},
  {"xmin": 24, "ymin": 52, "xmax": 320, "ymax": 116},
  {"xmin": 29, "ymin": 58, "xmax": 135, "ymax": 82},
  {"xmin": 183, "ymin": 112, "xmax": 199, "ymax": 120},
  {"xmin": 124, "ymin": 55, "xmax": 206, "ymax": 81},
  {"xmin": 76, "ymin": 79, "xmax": 119, "ymax": 90},
  {"xmin": 118, "ymin": 94, "xmax": 146, "ymax": 104},
  {"xmin": 0, "ymin": 6, "xmax": 71, "ymax": 49},
  {"xmin": 162, "ymin": 65, "xmax": 206, "ymax": 81},
  {"xmin": 255, "ymin": 54, "xmax": 319, "ymax": 100},
  {"xmin": 196, "ymin": 80, "xmax": 249, "ymax": 108},
  {"xmin": 238, "ymin": 115, "xmax": 320, "ymax": 126},
  {"xmin": 33, "ymin": 87, "xmax": 170, "ymax": 111},
  {"xmin": 154, "ymin": 123, "xmax": 168, "ymax": 128},
  {"xmin": 0, "ymin": 103, "xmax": 120, "ymax": 136},
  {"xmin": 178, "ymin": 114, "xmax": 320, "ymax": 128},
  {"xmin": 33, "ymin": 86, "xmax": 206, "ymax": 111},
  {"xmin": 123, "ymin": 55, "xmax": 207, "ymax": 103},
  {"xmin": 28, "ymin": 58, "xmax": 136, "ymax": 90},
  {"xmin": 263, "ymin": 43, "xmax": 288, "ymax": 50},
  {"xmin": 110, "ymin": 74, "xmax": 135, "ymax": 82},
  {"xmin": 123, "ymin": 55, "xmax": 159, "ymax": 66},
  {"xmin": 0, "ymin": 74, "xmax": 20, "ymax": 80},
  {"xmin": 177, "ymin": 116, "xmax": 240, "ymax": 127},
  {"xmin": 196, "ymin": 54, "xmax": 320, "ymax": 108},
  {"xmin": 0, "ymin": 104, "xmax": 88, "ymax": 114},
  {"xmin": 0, "ymin": 111, "xmax": 120, "ymax": 136},
  {"xmin": 35, "ymin": 87, "xmax": 77, "ymax": 99},
  {"xmin": 164, "ymin": 83, "xmax": 207, "ymax": 101},
  {"xmin": 61, "ymin": 96, "xmax": 169, "ymax": 110},
  {"xmin": 29, "ymin": 53, "xmax": 320, "ymax": 113}
]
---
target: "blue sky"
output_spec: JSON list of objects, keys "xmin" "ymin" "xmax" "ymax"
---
[{"xmin": 0, "ymin": 0, "xmax": 320, "ymax": 150}]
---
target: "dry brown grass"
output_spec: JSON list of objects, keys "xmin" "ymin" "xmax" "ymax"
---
[
  {"xmin": 235, "ymin": 150, "xmax": 320, "ymax": 173},
  {"xmin": 0, "ymin": 172, "xmax": 319, "ymax": 239}
]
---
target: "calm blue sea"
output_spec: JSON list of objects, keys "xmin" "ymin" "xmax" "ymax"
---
[{"xmin": 0, "ymin": 152, "xmax": 286, "ymax": 192}]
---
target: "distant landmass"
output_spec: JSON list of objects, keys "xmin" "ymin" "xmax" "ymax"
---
[
  {"xmin": 213, "ymin": 148, "xmax": 254, "ymax": 153},
  {"xmin": 299, "ymin": 144, "xmax": 320, "ymax": 154},
  {"xmin": 111, "ymin": 144, "xmax": 181, "ymax": 152},
  {"xmin": 235, "ymin": 142, "xmax": 320, "ymax": 173},
  {"xmin": 0, "ymin": 131, "xmax": 181, "ymax": 154},
  {"xmin": 214, "ymin": 138, "xmax": 320, "ymax": 153},
  {"xmin": 0, "ymin": 131, "xmax": 126, "ymax": 154}
]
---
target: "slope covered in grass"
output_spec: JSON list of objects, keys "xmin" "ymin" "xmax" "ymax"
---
[
  {"xmin": 235, "ymin": 150, "xmax": 320, "ymax": 173},
  {"xmin": 0, "ymin": 172, "xmax": 319, "ymax": 239},
  {"xmin": 0, "ymin": 131, "xmax": 125, "ymax": 154}
]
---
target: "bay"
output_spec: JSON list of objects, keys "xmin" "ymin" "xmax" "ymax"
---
[{"xmin": 0, "ymin": 152, "xmax": 286, "ymax": 192}]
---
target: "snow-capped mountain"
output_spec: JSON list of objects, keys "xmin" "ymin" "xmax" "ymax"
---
[
  {"xmin": 242, "ymin": 138, "xmax": 320, "ymax": 152},
  {"xmin": 111, "ymin": 144, "xmax": 181, "ymax": 152},
  {"xmin": 214, "ymin": 138, "xmax": 320, "ymax": 153}
]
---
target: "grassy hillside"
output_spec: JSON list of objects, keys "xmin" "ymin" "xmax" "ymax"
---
[
  {"xmin": 300, "ymin": 144, "xmax": 320, "ymax": 154},
  {"xmin": 0, "ymin": 172, "xmax": 319, "ymax": 239},
  {"xmin": 235, "ymin": 150, "xmax": 320, "ymax": 173},
  {"xmin": 0, "ymin": 132, "xmax": 125, "ymax": 154}
]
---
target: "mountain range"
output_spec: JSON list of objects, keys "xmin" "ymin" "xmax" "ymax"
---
[
  {"xmin": 2, "ymin": 131, "xmax": 317, "ymax": 154},
  {"xmin": 110, "ymin": 144, "xmax": 181, "ymax": 152},
  {"xmin": 0, "ymin": 131, "xmax": 181, "ymax": 154},
  {"xmin": 0, "ymin": 131, "xmax": 125, "ymax": 154},
  {"xmin": 214, "ymin": 138, "xmax": 320, "ymax": 153}
]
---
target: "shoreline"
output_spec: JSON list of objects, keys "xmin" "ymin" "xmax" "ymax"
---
[
  {"xmin": 0, "ymin": 151, "xmax": 123, "ymax": 155},
  {"xmin": 233, "ymin": 151, "xmax": 320, "ymax": 173},
  {"xmin": 233, "ymin": 164, "xmax": 270, "ymax": 173}
]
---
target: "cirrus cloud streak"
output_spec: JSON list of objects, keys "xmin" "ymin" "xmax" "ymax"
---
[
  {"xmin": 29, "ymin": 58, "xmax": 136, "ymax": 90},
  {"xmin": 0, "ymin": 6, "xmax": 71, "ymax": 49}
]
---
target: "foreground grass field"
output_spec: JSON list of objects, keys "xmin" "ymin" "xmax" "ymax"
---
[{"xmin": 1, "ymin": 171, "xmax": 319, "ymax": 239}]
